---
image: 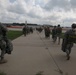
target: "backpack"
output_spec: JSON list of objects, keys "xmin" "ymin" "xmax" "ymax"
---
[
  {"xmin": 5, "ymin": 39, "xmax": 13, "ymax": 54},
  {"xmin": 57, "ymin": 27, "xmax": 62, "ymax": 34}
]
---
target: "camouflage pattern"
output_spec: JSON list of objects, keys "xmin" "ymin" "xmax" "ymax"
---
[
  {"xmin": 56, "ymin": 26, "xmax": 62, "ymax": 44},
  {"xmin": 52, "ymin": 26, "xmax": 57, "ymax": 42},
  {"xmin": 44, "ymin": 26, "xmax": 50, "ymax": 38},
  {"xmin": 0, "ymin": 40, "xmax": 6, "ymax": 60},
  {"xmin": 22, "ymin": 26, "xmax": 27, "ymax": 36},
  {"xmin": 5, "ymin": 39, "xmax": 13, "ymax": 54},
  {"xmin": 62, "ymin": 29, "xmax": 75, "ymax": 52},
  {"xmin": 0, "ymin": 23, "xmax": 8, "ymax": 61}
]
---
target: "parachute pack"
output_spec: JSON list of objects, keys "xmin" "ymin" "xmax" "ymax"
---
[{"xmin": 5, "ymin": 39, "xmax": 13, "ymax": 54}]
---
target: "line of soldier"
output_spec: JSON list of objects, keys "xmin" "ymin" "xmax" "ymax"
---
[
  {"xmin": 36, "ymin": 27, "xmax": 43, "ymax": 33},
  {"xmin": 42, "ymin": 24, "xmax": 76, "ymax": 60},
  {"xmin": 22, "ymin": 25, "xmax": 33, "ymax": 36},
  {"xmin": 0, "ymin": 23, "xmax": 76, "ymax": 64}
]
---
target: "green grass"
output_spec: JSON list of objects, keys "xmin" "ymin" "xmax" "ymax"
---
[
  {"xmin": 7, "ymin": 30, "xmax": 23, "ymax": 40},
  {"xmin": 0, "ymin": 71, "xmax": 6, "ymax": 75}
]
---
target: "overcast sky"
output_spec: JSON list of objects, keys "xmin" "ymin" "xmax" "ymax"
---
[{"xmin": 0, "ymin": 0, "xmax": 76, "ymax": 27}]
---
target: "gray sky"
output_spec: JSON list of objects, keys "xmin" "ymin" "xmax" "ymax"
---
[{"xmin": 0, "ymin": 0, "xmax": 76, "ymax": 27}]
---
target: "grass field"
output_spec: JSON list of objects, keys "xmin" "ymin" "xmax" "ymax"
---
[
  {"xmin": 7, "ymin": 30, "xmax": 23, "ymax": 40},
  {"xmin": 7, "ymin": 30, "xmax": 64, "ymax": 41}
]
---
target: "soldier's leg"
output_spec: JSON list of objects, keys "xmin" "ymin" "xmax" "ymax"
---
[
  {"xmin": 1, "ymin": 50, "xmax": 5, "ymax": 60},
  {"xmin": 53, "ymin": 35, "xmax": 57, "ymax": 43},
  {"xmin": 68, "ymin": 43, "xmax": 73, "ymax": 54},
  {"xmin": 58, "ymin": 35, "xmax": 61, "ymax": 44},
  {"xmin": 66, "ymin": 43, "xmax": 73, "ymax": 60},
  {"xmin": 0, "ymin": 40, "xmax": 6, "ymax": 61}
]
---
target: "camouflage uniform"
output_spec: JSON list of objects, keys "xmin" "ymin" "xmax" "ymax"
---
[
  {"xmin": 44, "ymin": 27, "xmax": 50, "ymax": 38},
  {"xmin": 62, "ymin": 29, "xmax": 75, "ymax": 53},
  {"xmin": 52, "ymin": 26, "xmax": 57, "ymax": 42},
  {"xmin": 62, "ymin": 23, "xmax": 76, "ymax": 60},
  {"xmin": 56, "ymin": 25, "xmax": 62, "ymax": 44},
  {"xmin": 22, "ymin": 26, "xmax": 27, "ymax": 36},
  {"xmin": 0, "ymin": 23, "xmax": 8, "ymax": 61}
]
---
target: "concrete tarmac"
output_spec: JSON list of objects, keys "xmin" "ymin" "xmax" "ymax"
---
[{"xmin": 0, "ymin": 31, "xmax": 76, "ymax": 75}]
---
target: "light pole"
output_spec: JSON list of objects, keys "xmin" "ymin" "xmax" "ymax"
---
[{"xmin": 25, "ymin": 21, "xmax": 27, "ymax": 26}]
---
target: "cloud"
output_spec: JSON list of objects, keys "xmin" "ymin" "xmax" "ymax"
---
[
  {"xmin": 70, "ymin": 0, "xmax": 76, "ymax": 8},
  {"xmin": 0, "ymin": 0, "xmax": 76, "ymax": 27},
  {"xmin": 43, "ymin": 0, "xmax": 70, "ymax": 11},
  {"xmin": 9, "ymin": 0, "xmax": 16, "ymax": 3},
  {"xmin": 8, "ymin": 0, "xmax": 27, "ymax": 14}
]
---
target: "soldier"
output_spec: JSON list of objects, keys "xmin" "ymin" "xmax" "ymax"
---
[
  {"xmin": 30, "ymin": 27, "xmax": 33, "ymax": 33},
  {"xmin": 52, "ymin": 26, "xmax": 57, "ymax": 43},
  {"xmin": 44, "ymin": 26, "xmax": 50, "ymax": 38},
  {"xmin": 61, "ymin": 23, "xmax": 76, "ymax": 60},
  {"xmin": 44, "ymin": 26, "xmax": 47, "ymax": 38},
  {"xmin": 56, "ymin": 24, "xmax": 62, "ymax": 44},
  {"xmin": 0, "ymin": 22, "xmax": 8, "ymax": 63},
  {"xmin": 22, "ymin": 26, "xmax": 27, "ymax": 36}
]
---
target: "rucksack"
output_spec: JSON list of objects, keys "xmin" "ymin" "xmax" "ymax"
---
[
  {"xmin": 5, "ymin": 39, "xmax": 13, "ymax": 54},
  {"xmin": 57, "ymin": 27, "xmax": 62, "ymax": 34}
]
